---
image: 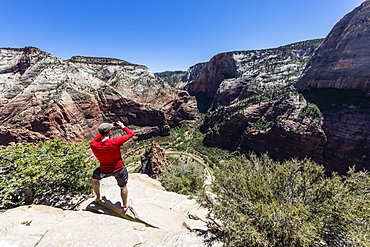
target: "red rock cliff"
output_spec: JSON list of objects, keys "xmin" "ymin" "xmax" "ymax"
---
[
  {"xmin": 0, "ymin": 48, "xmax": 199, "ymax": 145},
  {"xmin": 298, "ymin": 1, "xmax": 370, "ymax": 94}
]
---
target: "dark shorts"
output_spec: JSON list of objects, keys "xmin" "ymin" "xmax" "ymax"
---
[{"xmin": 92, "ymin": 166, "xmax": 128, "ymax": 187}]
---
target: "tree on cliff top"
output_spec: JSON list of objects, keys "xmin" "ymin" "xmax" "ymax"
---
[{"xmin": 198, "ymin": 153, "xmax": 370, "ymax": 247}]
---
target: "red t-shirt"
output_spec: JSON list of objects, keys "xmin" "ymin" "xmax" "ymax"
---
[{"xmin": 90, "ymin": 127, "xmax": 134, "ymax": 173}]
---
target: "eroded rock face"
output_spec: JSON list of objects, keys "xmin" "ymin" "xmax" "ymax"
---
[
  {"xmin": 187, "ymin": 53, "xmax": 238, "ymax": 112},
  {"xmin": 202, "ymin": 94, "xmax": 328, "ymax": 166},
  {"xmin": 0, "ymin": 48, "xmax": 199, "ymax": 145},
  {"xmin": 297, "ymin": 1, "xmax": 370, "ymax": 94},
  {"xmin": 202, "ymin": 86, "xmax": 370, "ymax": 174},
  {"xmin": 302, "ymin": 88, "xmax": 370, "ymax": 174},
  {"xmin": 141, "ymin": 141, "xmax": 172, "ymax": 179},
  {"xmin": 240, "ymin": 98, "xmax": 328, "ymax": 166},
  {"xmin": 155, "ymin": 70, "xmax": 187, "ymax": 87},
  {"xmin": 184, "ymin": 40, "xmax": 321, "ymax": 112},
  {"xmin": 69, "ymin": 56, "xmax": 168, "ymax": 101},
  {"xmin": 292, "ymin": 1, "xmax": 370, "ymax": 172},
  {"xmin": 0, "ymin": 47, "xmax": 104, "ymax": 144}
]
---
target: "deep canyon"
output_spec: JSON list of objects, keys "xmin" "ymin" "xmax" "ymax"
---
[{"xmin": 1, "ymin": 1, "xmax": 370, "ymax": 174}]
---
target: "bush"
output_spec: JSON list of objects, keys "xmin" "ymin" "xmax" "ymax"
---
[
  {"xmin": 252, "ymin": 117, "xmax": 274, "ymax": 130},
  {"xmin": 198, "ymin": 153, "xmax": 370, "ymax": 247},
  {"xmin": 159, "ymin": 157, "xmax": 205, "ymax": 195},
  {"xmin": 299, "ymin": 103, "xmax": 322, "ymax": 120},
  {"xmin": 0, "ymin": 139, "xmax": 96, "ymax": 209}
]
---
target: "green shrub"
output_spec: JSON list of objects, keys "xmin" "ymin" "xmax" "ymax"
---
[
  {"xmin": 252, "ymin": 117, "xmax": 274, "ymax": 130},
  {"xmin": 299, "ymin": 103, "xmax": 322, "ymax": 120},
  {"xmin": 0, "ymin": 139, "xmax": 96, "ymax": 209},
  {"xmin": 159, "ymin": 157, "xmax": 205, "ymax": 195},
  {"xmin": 198, "ymin": 153, "xmax": 370, "ymax": 247}
]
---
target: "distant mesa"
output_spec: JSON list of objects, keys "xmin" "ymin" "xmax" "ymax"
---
[{"xmin": 68, "ymin": 56, "xmax": 145, "ymax": 67}]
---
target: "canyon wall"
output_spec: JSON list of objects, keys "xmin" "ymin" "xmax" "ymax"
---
[
  {"xmin": 183, "ymin": 2, "xmax": 370, "ymax": 174},
  {"xmin": 0, "ymin": 48, "xmax": 199, "ymax": 145},
  {"xmin": 297, "ymin": 0, "xmax": 370, "ymax": 95},
  {"xmin": 184, "ymin": 40, "xmax": 321, "ymax": 112}
]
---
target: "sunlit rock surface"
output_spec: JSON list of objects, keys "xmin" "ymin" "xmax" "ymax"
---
[{"xmin": 0, "ymin": 174, "xmax": 217, "ymax": 247}]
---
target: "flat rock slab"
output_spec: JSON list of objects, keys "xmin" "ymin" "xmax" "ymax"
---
[
  {"xmin": 0, "ymin": 173, "xmax": 219, "ymax": 247},
  {"xmin": 82, "ymin": 174, "xmax": 189, "ymax": 230},
  {"xmin": 0, "ymin": 205, "xmax": 141, "ymax": 247}
]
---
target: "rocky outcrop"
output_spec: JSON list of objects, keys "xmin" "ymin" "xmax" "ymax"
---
[
  {"xmin": 186, "ymin": 53, "xmax": 238, "ymax": 112},
  {"xmin": 297, "ymin": 1, "xmax": 370, "ymax": 94},
  {"xmin": 293, "ymin": 1, "xmax": 370, "ymax": 172},
  {"xmin": 157, "ymin": 63, "xmax": 208, "ymax": 91},
  {"xmin": 184, "ymin": 40, "xmax": 321, "ymax": 112},
  {"xmin": 0, "ymin": 174, "xmax": 217, "ymax": 247},
  {"xmin": 302, "ymin": 88, "xmax": 370, "ymax": 174},
  {"xmin": 202, "ymin": 88, "xmax": 369, "ymax": 174},
  {"xmin": 239, "ymin": 98, "xmax": 328, "ymax": 167},
  {"xmin": 202, "ymin": 93, "xmax": 328, "ymax": 166},
  {"xmin": 0, "ymin": 48, "xmax": 199, "ymax": 145},
  {"xmin": 202, "ymin": 82, "xmax": 370, "ymax": 174},
  {"xmin": 0, "ymin": 47, "xmax": 103, "ymax": 144},
  {"xmin": 141, "ymin": 141, "xmax": 172, "ymax": 178}
]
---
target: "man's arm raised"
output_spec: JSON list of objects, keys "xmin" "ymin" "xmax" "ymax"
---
[{"xmin": 113, "ymin": 121, "xmax": 134, "ymax": 145}]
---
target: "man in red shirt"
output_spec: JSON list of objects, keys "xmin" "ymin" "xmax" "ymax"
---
[{"xmin": 90, "ymin": 121, "xmax": 134, "ymax": 211}]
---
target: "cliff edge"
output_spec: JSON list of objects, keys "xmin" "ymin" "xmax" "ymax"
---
[{"xmin": 0, "ymin": 174, "xmax": 215, "ymax": 247}]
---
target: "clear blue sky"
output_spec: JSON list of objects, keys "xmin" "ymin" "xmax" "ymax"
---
[{"xmin": 0, "ymin": 0, "xmax": 364, "ymax": 72}]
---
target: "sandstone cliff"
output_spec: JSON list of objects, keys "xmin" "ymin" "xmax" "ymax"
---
[
  {"xmin": 0, "ymin": 48, "xmax": 199, "ymax": 145},
  {"xmin": 201, "ymin": 92, "xmax": 327, "ymax": 162},
  {"xmin": 155, "ymin": 70, "xmax": 187, "ymax": 87},
  {"xmin": 297, "ymin": 0, "xmax": 370, "ymax": 95},
  {"xmin": 184, "ymin": 40, "xmax": 321, "ymax": 112},
  {"xmin": 69, "ymin": 56, "xmax": 168, "ymax": 101},
  {"xmin": 294, "ymin": 1, "xmax": 370, "ymax": 172},
  {"xmin": 157, "ymin": 63, "xmax": 208, "ymax": 91}
]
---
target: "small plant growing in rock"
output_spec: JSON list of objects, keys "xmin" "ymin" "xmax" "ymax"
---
[{"xmin": 21, "ymin": 220, "xmax": 32, "ymax": 226}]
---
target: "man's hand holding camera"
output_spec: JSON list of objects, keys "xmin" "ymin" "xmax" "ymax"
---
[{"xmin": 116, "ymin": 121, "xmax": 126, "ymax": 129}]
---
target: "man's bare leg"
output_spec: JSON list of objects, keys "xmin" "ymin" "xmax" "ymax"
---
[
  {"xmin": 120, "ymin": 186, "xmax": 131, "ymax": 210},
  {"xmin": 92, "ymin": 178, "xmax": 101, "ymax": 201}
]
